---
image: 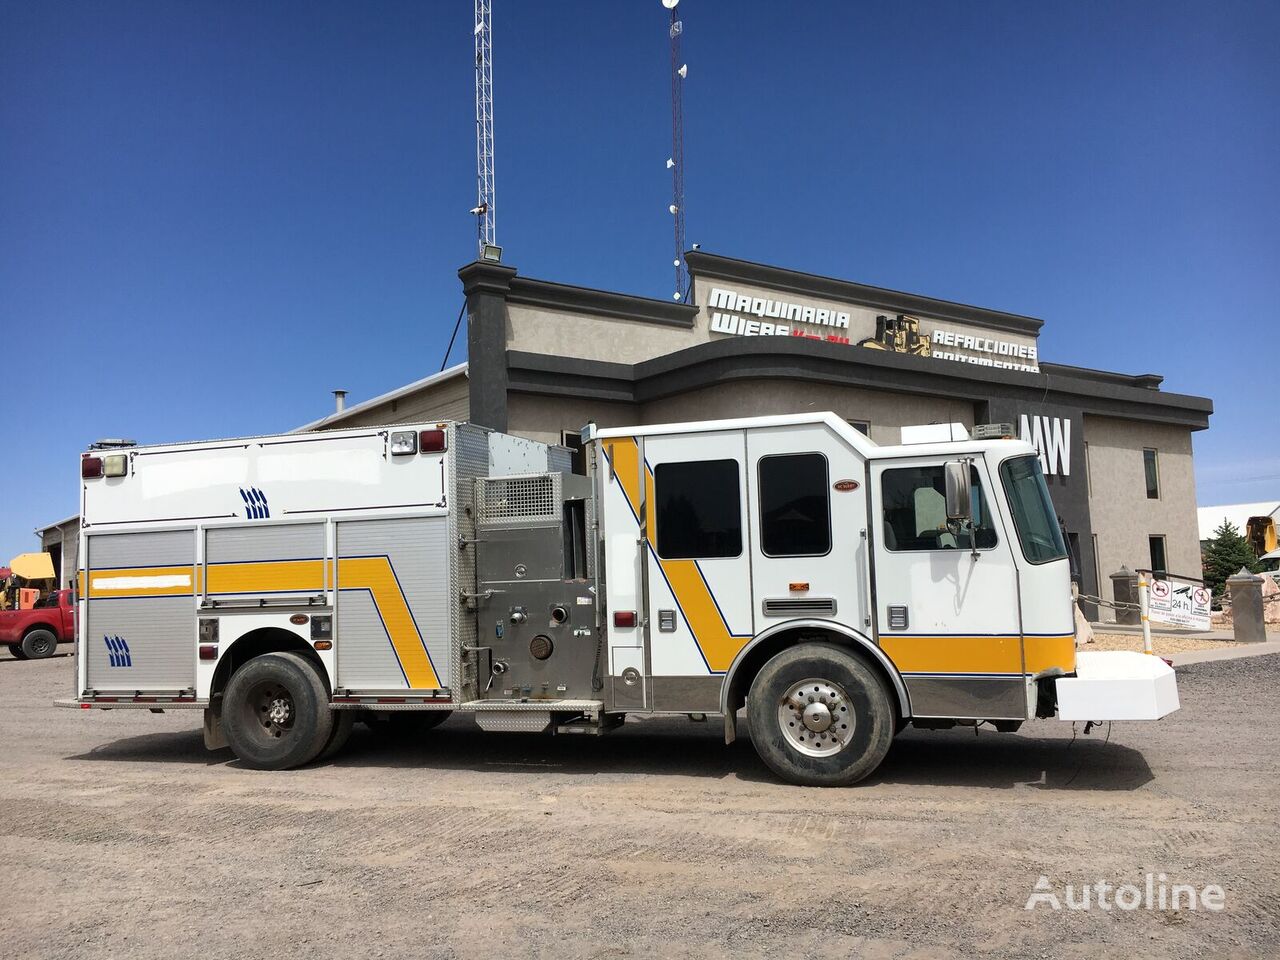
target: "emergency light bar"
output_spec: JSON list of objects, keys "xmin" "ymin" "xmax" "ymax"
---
[{"xmin": 973, "ymin": 423, "xmax": 1017, "ymax": 440}]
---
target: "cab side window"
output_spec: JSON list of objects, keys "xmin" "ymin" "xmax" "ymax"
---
[
  {"xmin": 758, "ymin": 453, "xmax": 831, "ymax": 557},
  {"xmin": 881, "ymin": 465, "xmax": 997, "ymax": 551},
  {"xmin": 655, "ymin": 459, "xmax": 743, "ymax": 559}
]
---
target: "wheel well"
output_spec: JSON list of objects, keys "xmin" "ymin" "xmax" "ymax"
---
[
  {"xmin": 23, "ymin": 622, "xmax": 57, "ymax": 639},
  {"xmin": 723, "ymin": 626, "xmax": 907, "ymax": 719},
  {"xmin": 210, "ymin": 628, "xmax": 328, "ymax": 704}
]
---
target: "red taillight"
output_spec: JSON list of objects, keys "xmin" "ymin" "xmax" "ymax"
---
[
  {"xmin": 419, "ymin": 429, "xmax": 447, "ymax": 453},
  {"xmin": 198, "ymin": 645, "xmax": 218, "ymax": 660},
  {"xmin": 81, "ymin": 456, "xmax": 103, "ymax": 479},
  {"xmin": 613, "ymin": 611, "xmax": 637, "ymax": 628}
]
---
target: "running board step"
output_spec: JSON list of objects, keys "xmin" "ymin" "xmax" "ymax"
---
[{"xmin": 460, "ymin": 699, "xmax": 604, "ymax": 734}]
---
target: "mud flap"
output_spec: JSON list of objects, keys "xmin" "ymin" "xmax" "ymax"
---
[{"xmin": 203, "ymin": 708, "xmax": 228, "ymax": 750}]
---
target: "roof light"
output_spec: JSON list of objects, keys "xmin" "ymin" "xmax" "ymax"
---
[
  {"xmin": 389, "ymin": 431, "xmax": 418, "ymax": 456},
  {"xmin": 481, "ymin": 243, "xmax": 503, "ymax": 262},
  {"xmin": 103, "ymin": 454, "xmax": 127, "ymax": 478},
  {"xmin": 81, "ymin": 456, "xmax": 103, "ymax": 479},
  {"xmin": 419, "ymin": 429, "xmax": 447, "ymax": 453},
  {"xmin": 973, "ymin": 423, "xmax": 1016, "ymax": 440}
]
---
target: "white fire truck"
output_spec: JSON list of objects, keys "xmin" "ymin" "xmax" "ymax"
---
[{"xmin": 65, "ymin": 414, "xmax": 1178, "ymax": 786}]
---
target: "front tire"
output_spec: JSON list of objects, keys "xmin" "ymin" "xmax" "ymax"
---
[
  {"xmin": 223, "ymin": 652, "xmax": 334, "ymax": 770},
  {"xmin": 747, "ymin": 642, "xmax": 895, "ymax": 787},
  {"xmin": 21, "ymin": 629, "xmax": 58, "ymax": 660}
]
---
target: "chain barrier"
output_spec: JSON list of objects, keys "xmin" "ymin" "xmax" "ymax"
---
[{"xmin": 1077, "ymin": 590, "xmax": 1278, "ymax": 614}]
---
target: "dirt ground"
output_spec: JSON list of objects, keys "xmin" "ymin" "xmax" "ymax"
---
[
  {"xmin": 3, "ymin": 650, "xmax": 1279, "ymax": 960},
  {"xmin": 1086, "ymin": 632, "xmax": 1245, "ymax": 655}
]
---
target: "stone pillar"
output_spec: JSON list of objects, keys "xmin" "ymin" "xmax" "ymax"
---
[
  {"xmin": 458, "ymin": 259, "xmax": 517, "ymax": 432},
  {"xmin": 1227, "ymin": 568, "xmax": 1267, "ymax": 643},
  {"xmin": 1109, "ymin": 566, "xmax": 1139, "ymax": 626}
]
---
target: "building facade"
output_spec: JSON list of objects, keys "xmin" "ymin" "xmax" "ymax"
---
[{"xmin": 306, "ymin": 251, "xmax": 1212, "ymax": 620}]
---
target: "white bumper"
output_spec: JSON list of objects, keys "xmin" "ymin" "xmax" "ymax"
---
[{"xmin": 1055, "ymin": 651, "xmax": 1180, "ymax": 721}]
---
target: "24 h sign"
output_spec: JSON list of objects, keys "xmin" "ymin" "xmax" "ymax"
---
[{"xmin": 1149, "ymin": 576, "xmax": 1211, "ymax": 631}]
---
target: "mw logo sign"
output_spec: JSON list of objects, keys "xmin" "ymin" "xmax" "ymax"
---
[{"xmin": 1019, "ymin": 414, "xmax": 1071, "ymax": 477}]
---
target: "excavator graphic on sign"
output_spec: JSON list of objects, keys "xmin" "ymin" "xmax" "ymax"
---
[{"xmin": 858, "ymin": 314, "xmax": 933, "ymax": 357}]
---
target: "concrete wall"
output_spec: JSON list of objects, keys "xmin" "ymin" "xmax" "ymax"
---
[
  {"xmin": 1086, "ymin": 414, "xmax": 1201, "ymax": 607},
  {"xmin": 639, "ymin": 380, "xmax": 974, "ymax": 447},
  {"xmin": 506, "ymin": 303, "xmax": 704, "ymax": 365},
  {"xmin": 323, "ymin": 373, "xmax": 470, "ymax": 428},
  {"xmin": 506, "ymin": 393, "xmax": 639, "ymax": 446}
]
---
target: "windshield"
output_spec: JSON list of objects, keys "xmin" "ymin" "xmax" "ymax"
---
[{"xmin": 999, "ymin": 455, "xmax": 1067, "ymax": 564}]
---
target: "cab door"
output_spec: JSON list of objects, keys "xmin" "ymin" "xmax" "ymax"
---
[
  {"xmin": 642, "ymin": 430, "xmax": 752, "ymax": 679},
  {"xmin": 870, "ymin": 456, "xmax": 1025, "ymax": 719},
  {"xmin": 746, "ymin": 423, "xmax": 870, "ymax": 637}
]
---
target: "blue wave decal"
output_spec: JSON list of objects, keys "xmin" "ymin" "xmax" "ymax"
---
[
  {"xmin": 239, "ymin": 487, "xmax": 270, "ymax": 520},
  {"xmin": 104, "ymin": 635, "xmax": 132, "ymax": 667}
]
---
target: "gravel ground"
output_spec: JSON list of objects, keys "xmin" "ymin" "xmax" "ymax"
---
[
  {"xmin": 3, "ymin": 649, "xmax": 1279, "ymax": 960},
  {"xmin": 1086, "ymin": 633, "xmax": 1244, "ymax": 654}
]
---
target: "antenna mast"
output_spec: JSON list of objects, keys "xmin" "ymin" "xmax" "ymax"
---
[
  {"xmin": 473, "ymin": 0, "xmax": 496, "ymax": 255},
  {"xmin": 664, "ymin": 0, "xmax": 687, "ymax": 300}
]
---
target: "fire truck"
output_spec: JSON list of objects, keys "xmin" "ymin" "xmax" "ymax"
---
[{"xmin": 63, "ymin": 414, "xmax": 1177, "ymax": 786}]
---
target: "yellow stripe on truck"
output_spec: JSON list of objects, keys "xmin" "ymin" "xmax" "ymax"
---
[
  {"xmin": 880, "ymin": 634, "xmax": 1077, "ymax": 676},
  {"xmin": 604, "ymin": 437, "xmax": 749, "ymax": 673},
  {"xmin": 87, "ymin": 557, "xmax": 440, "ymax": 690},
  {"xmin": 1023, "ymin": 634, "xmax": 1077, "ymax": 675}
]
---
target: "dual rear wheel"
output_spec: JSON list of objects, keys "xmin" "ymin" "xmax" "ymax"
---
[{"xmin": 221, "ymin": 652, "xmax": 450, "ymax": 770}]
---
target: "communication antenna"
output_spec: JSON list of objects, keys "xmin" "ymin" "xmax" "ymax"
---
[
  {"xmin": 663, "ymin": 0, "xmax": 688, "ymax": 301},
  {"xmin": 473, "ymin": 0, "xmax": 496, "ymax": 256}
]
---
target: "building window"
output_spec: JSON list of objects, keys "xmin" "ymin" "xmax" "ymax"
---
[
  {"xmin": 1143, "ymin": 448, "xmax": 1160, "ymax": 499},
  {"xmin": 654, "ymin": 459, "xmax": 742, "ymax": 559},
  {"xmin": 847, "ymin": 420, "xmax": 870, "ymax": 436},
  {"xmin": 1149, "ymin": 535, "xmax": 1167, "ymax": 575},
  {"xmin": 881, "ymin": 465, "xmax": 997, "ymax": 552},
  {"xmin": 758, "ymin": 453, "xmax": 831, "ymax": 557}
]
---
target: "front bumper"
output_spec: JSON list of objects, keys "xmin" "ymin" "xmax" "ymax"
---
[{"xmin": 1055, "ymin": 651, "xmax": 1179, "ymax": 721}]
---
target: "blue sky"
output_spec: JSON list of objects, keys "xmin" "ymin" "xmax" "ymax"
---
[{"xmin": 1, "ymin": 0, "xmax": 1277, "ymax": 559}]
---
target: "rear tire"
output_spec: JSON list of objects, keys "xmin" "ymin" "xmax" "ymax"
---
[
  {"xmin": 8, "ymin": 644, "xmax": 27, "ymax": 660},
  {"xmin": 21, "ymin": 629, "xmax": 58, "ymax": 660},
  {"xmin": 747, "ymin": 642, "xmax": 895, "ymax": 787},
  {"xmin": 317, "ymin": 710, "xmax": 355, "ymax": 761},
  {"xmin": 223, "ymin": 652, "xmax": 333, "ymax": 770}
]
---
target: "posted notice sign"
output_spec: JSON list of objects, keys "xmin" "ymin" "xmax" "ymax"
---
[{"xmin": 1149, "ymin": 576, "xmax": 1211, "ymax": 631}]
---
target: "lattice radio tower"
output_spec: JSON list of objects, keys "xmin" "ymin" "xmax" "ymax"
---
[
  {"xmin": 473, "ymin": 0, "xmax": 496, "ymax": 255},
  {"xmin": 664, "ymin": 0, "xmax": 688, "ymax": 300}
]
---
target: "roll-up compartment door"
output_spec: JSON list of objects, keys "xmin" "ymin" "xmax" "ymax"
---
[
  {"xmin": 84, "ymin": 530, "xmax": 196, "ymax": 693},
  {"xmin": 335, "ymin": 517, "xmax": 452, "ymax": 692}
]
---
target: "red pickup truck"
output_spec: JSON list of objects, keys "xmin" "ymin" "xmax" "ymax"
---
[{"xmin": 1, "ymin": 589, "xmax": 75, "ymax": 660}]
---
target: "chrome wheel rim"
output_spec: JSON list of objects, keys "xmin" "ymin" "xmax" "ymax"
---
[{"xmin": 778, "ymin": 677, "xmax": 855, "ymax": 757}]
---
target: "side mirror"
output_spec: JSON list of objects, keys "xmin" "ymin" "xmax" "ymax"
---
[{"xmin": 944, "ymin": 460, "xmax": 972, "ymax": 522}]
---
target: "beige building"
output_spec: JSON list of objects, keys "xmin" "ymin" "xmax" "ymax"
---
[{"xmin": 298, "ymin": 251, "xmax": 1214, "ymax": 620}]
